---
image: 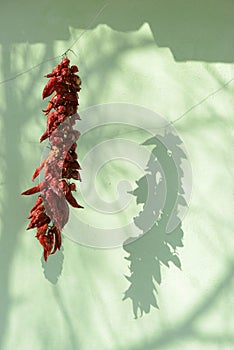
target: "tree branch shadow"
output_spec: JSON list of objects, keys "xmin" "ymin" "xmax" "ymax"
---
[
  {"xmin": 124, "ymin": 260, "xmax": 234, "ymax": 349},
  {"xmin": 0, "ymin": 43, "xmax": 57, "ymax": 348}
]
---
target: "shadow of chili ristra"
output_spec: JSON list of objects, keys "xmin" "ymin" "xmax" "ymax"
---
[
  {"xmin": 41, "ymin": 246, "xmax": 64, "ymax": 284},
  {"xmin": 123, "ymin": 132, "xmax": 189, "ymax": 318}
]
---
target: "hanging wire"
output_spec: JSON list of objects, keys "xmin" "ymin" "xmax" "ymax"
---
[
  {"xmin": 169, "ymin": 76, "xmax": 234, "ymax": 126},
  {"xmin": 65, "ymin": 2, "xmax": 109, "ymax": 53},
  {"xmin": 0, "ymin": 55, "xmax": 62, "ymax": 86}
]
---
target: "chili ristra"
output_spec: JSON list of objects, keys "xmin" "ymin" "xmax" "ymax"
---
[{"xmin": 22, "ymin": 57, "xmax": 83, "ymax": 261}]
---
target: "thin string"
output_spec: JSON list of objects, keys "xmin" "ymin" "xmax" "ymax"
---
[
  {"xmin": 64, "ymin": 2, "xmax": 109, "ymax": 55},
  {"xmin": 170, "ymin": 76, "xmax": 234, "ymax": 126},
  {"xmin": 0, "ymin": 2, "xmax": 109, "ymax": 86},
  {"xmin": 0, "ymin": 55, "xmax": 62, "ymax": 86}
]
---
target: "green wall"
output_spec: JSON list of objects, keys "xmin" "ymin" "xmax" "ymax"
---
[{"xmin": 0, "ymin": 1, "xmax": 234, "ymax": 349}]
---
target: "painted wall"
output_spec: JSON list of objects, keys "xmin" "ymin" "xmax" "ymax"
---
[{"xmin": 0, "ymin": 1, "xmax": 234, "ymax": 349}]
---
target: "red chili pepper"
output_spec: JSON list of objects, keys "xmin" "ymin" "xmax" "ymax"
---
[
  {"xmin": 32, "ymin": 159, "xmax": 47, "ymax": 181},
  {"xmin": 70, "ymin": 183, "xmax": 76, "ymax": 191},
  {"xmin": 27, "ymin": 204, "xmax": 44, "ymax": 219},
  {"xmin": 27, "ymin": 211, "xmax": 50, "ymax": 230},
  {"xmin": 61, "ymin": 57, "xmax": 70, "ymax": 67},
  {"xmin": 71, "ymin": 65, "xmax": 78, "ymax": 73},
  {"xmin": 50, "ymin": 225, "xmax": 62, "ymax": 253},
  {"xmin": 71, "ymin": 170, "xmax": 81, "ymax": 181},
  {"xmin": 40, "ymin": 130, "xmax": 50, "ymax": 143},
  {"xmin": 29, "ymin": 196, "xmax": 42, "ymax": 213},
  {"xmin": 36, "ymin": 222, "xmax": 49, "ymax": 237},
  {"xmin": 65, "ymin": 187, "xmax": 83, "ymax": 208},
  {"xmin": 37, "ymin": 232, "xmax": 54, "ymax": 261},
  {"xmin": 42, "ymin": 77, "xmax": 57, "ymax": 99},
  {"xmin": 21, "ymin": 181, "xmax": 46, "ymax": 195}
]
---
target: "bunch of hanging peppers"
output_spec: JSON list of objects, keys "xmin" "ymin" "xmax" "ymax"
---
[{"xmin": 21, "ymin": 57, "xmax": 83, "ymax": 261}]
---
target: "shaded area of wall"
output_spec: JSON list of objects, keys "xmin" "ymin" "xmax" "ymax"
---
[{"xmin": 0, "ymin": 0, "xmax": 234, "ymax": 62}]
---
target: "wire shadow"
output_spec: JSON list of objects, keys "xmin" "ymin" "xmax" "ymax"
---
[{"xmin": 123, "ymin": 132, "xmax": 189, "ymax": 318}]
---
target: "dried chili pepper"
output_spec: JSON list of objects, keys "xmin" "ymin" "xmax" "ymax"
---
[{"xmin": 22, "ymin": 57, "xmax": 83, "ymax": 261}]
